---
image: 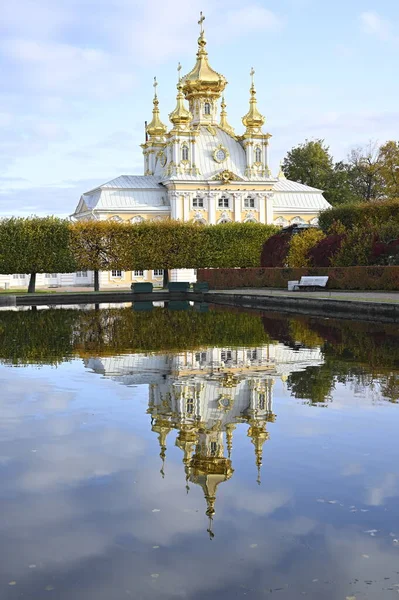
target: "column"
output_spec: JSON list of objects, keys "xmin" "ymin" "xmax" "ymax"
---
[
  {"xmin": 265, "ymin": 193, "xmax": 274, "ymax": 224},
  {"xmin": 208, "ymin": 192, "xmax": 216, "ymax": 224},
  {"xmin": 258, "ymin": 194, "xmax": 266, "ymax": 224},
  {"xmin": 234, "ymin": 193, "xmax": 241, "ymax": 222},
  {"xmin": 183, "ymin": 193, "xmax": 190, "ymax": 221}
]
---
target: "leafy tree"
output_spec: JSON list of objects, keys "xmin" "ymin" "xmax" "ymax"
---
[
  {"xmin": 379, "ymin": 140, "xmax": 399, "ymax": 200},
  {"xmin": 346, "ymin": 141, "xmax": 384, "ymax": 202},
  {"xmin": 282, "ymin": 139, "xmax": 333, "ymax": 191},
  {"xmin": 287, "ymin": 228, "xmax": 325, "ymax": 268},
  {"xmin": 0, "ymin": 217, "xmax": 75, "ymax": 293}
]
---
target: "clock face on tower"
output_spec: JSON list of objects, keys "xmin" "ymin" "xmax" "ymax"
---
[{"xmin": 213, "ymin": 145, "xmax": 229, "ymax": 163}]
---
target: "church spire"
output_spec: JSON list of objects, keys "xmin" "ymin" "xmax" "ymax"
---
[
  {"xmin": 242, "ymin": 68, "xmax": 265, "ymax": 134},
  {"xmin": 247, "ymin": 421, "xmax": 269, "ymax": 485},
  {"xmin": 169, "ymin": 63, "xmax": 192, "ymax": 129},
  {"xmin": 219, "ymin": 96, "xmax": 235, "ymax": 137},
  {"xmin": 146, "ymin": 77, "xmax": 167, "ymax": 139}
]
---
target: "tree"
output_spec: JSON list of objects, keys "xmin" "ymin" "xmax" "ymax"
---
[
  {"xmin": 0, "ymin": 217, "xmax": 75, "ymax": 293},
  {"xmin": 346, "ymin": 141, "xmax": 384, "ymax": 202},
  {"xmin": 70, "ymin": 221, "xmax": 130, "ymax": 291},
  {"xmin": 282, "ymin": 139, "xmax": 334, "ymax": 191},
  {"xmin": 379, "ymin": 140, "xmax": 399, "ymax": 200}
]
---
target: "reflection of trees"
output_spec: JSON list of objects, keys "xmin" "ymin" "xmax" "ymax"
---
[
  {"xmin": 380, "ymin": 374, "xmax": 399, "ymax": 404},
  {"xmin": 0, "ymin": 307, "xmax": 272, "ymax": 366},
  {"xmin": 287, "ymin": 365, "xmax": 335, "ymax": 405}
]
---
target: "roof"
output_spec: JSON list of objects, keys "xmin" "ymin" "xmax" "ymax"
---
[
  {"xmin": 272, "ymin": 179, "xmax": 323, "ymax": 193},
  {"xmin": 159, "ymin": 126, "xmax": 250, "ymax": 181},
  {"xmin": 75, "ymin": 176, "xmax": 168, "ymax": 214},
  {"xmin": 271, "ymin": 178, "xmax": 331, "ymax": 212}
]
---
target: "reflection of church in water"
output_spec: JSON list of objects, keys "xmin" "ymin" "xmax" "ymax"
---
[{"xmin": 87, "ymin": 343, "xmax": 323, "ymax": 537}]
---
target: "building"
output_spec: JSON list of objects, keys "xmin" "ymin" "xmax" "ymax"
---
[
  {"xmin": 69, "ymin": 13, "xmax": 330, "ymax": 289},
  {"xmin": 0, "ymin": 13, "xmax": 330, "ymax": 290},
  {"xmin": 86, "ymin": 342, "xmax": 324, "ymax": 536}
]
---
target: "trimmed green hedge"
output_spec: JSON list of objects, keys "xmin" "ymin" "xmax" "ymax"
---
[
  {"xmin": 198, "ymin": 266, "xmax": 399, "ymax": 290},
  {"xmin": 319, "ymin": 199, "xmax": 399, "ymax": 232}
]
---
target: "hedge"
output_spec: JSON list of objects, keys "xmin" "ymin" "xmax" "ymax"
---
[
  {"xmin": 197, "ymin": 266, "xmax": 399, "ymax": 290},
  {"xmin": 319, "ymin": 198, "xmax": 399, "ymax": 232}
]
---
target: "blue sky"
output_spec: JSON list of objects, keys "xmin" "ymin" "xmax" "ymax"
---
[{"xmin": 0, "ymin": 0, "xmax": 398, "ymax": 216}]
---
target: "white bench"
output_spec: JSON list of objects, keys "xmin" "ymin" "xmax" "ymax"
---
[{"xmin": 292, "ymin": 276, "xmax": 329, "ymax": 291}]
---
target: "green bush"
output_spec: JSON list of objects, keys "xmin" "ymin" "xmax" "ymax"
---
[
  {"xmin": 287, "ymin": 228, "xmax": 325, "ymax": 267},
  {"xmin": 319, "ymin": 199, "xmax": 399, "ymax": 232}
]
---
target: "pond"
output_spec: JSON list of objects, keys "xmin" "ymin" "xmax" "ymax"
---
[{"xmin": 1, "ymin": 304, "xmax": 399, "ymax": 599}]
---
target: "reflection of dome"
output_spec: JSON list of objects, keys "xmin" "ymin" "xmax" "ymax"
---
[{"xmin": 189, "ymin": 453, "xmax": 233, "ymax": 539}]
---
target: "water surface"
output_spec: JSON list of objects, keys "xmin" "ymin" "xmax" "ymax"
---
[{"xmin": 1, "ymin": 305, "xmax": 399, "ymax": 599}]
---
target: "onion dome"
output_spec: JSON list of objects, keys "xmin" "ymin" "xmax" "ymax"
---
[
  {"xmin": 146, "ymin": 77, "xmax": 167, "ymax": 138},
  {"xmin": 181, "ymin": 12, "xmax": 227, "ymax": 101},
  {"xmin": 242, "ymin": 68, "xmax": 265, "ymax": 133},
  {"xmin": 169, "ymin": 64, "xmax": 192, "ymax": 129}
]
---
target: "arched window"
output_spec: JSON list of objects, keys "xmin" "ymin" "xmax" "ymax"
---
[
  {"xmin": 131, "ymin": 215, "xmax": 144, "ymax": 224},
  {"xmin": 181, "ymin": 145, "xmax": 189, "ymax": 161},
  {"xmin": 204, "ymin": 102, "xmax": 211, "ymax": 115},
  {"xmin": 258, "ymin": 393, "xmax": 266, "ymax": 410},
  {"xmin": 244, "ymin": 216, "xmax": 257, "ymax": 223},
  {"xmin": 109, "ymin": 216, "xmax": 122, "ymax": 222},
  {"xmin": 310, "ymin": 217, "xmax": 319, "ymax": 226},
  {"xmin": 274, "ymin": 216, "xmax": 288, "ymax": 227},
  {"xmin": 186, "ymin": 398, "xmax": 194, "ymax": 414},
  {"xmin": 210, "ymin": 441, "xmax": 218, "ymax": 456},
  {"xmin": 255, "ymin": 147, "xmax": 262, "ymax": 163},
  {"xmin": 291, "ymin": 216, "xmax": 306, "ymax": 225}
]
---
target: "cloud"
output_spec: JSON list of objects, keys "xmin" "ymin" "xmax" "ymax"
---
[{"xmin": 360, "ymin": 11, "xmax": 397, "ymax": 43}]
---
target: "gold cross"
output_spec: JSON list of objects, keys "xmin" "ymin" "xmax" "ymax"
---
[
  {"xmin": 153, "ymin": 76, "xmax": 158, "ymax": 97},
  {"xmin": 250, "ymin": 67, "xmax": 255, "ymax": 85},
  {"xmin": 198, "ymin": 11, "xmax": 205, "ymax": 33},
  {"xmin": 177, "ymin": 62, "xmax": 182, "ymax": 81}
]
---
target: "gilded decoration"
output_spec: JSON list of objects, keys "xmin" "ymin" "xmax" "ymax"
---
[
  {"xmin": 217, "ymin": 395, "xmax": 233, "ymax": 411},
  {"xmin": 212, "ymin": 170, "xmax": 239, "ymax": 184},
  {"xmin": 146, "ymin": 77, "xmax": 167, "ymax": 139}
]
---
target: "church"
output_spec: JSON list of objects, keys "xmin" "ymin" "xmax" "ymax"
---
[{"xmin": 69, "ymin": 13, "xmax": 330, "ymax": 289}]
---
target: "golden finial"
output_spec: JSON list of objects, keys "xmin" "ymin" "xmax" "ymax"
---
[
  {"xmin": 278, "ymin": 160, "xmax": 286, "ymax": 179},
  {"xmin": 219, "ymin": 95, "xmax": 235, "ymax": 137},
  {"xmin": 146, "ymin": 76, "xmax": 167, "ymax": 138},
  {"xmin": 242, "ymin": 67, "xmax": 265, "ymax": 133},
  {"xmin": 247, "ymin": 421, "xmax": 269, "ymax": 485},
  {"xmin": 169, "ymin": 63, "xmax": 192, "ymax": 128}
]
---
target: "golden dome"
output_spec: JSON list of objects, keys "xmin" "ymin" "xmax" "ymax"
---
[
  {"xmin": 169, "ymin": 64, "xmax": 192, "ymax": 129},
  {"xmin": 242, "ymin": 68, "xmax": 265, "ymax": 133},
  {"xmin": 146, "ymin": 77, "xmax": 167, "ymax": 138},
  {"xmin": 181, "ymin": 13, "xmax": 227, "ymax": 101}
]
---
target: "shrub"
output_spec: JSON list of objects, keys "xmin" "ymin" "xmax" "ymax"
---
[
  {"xmin": 319, "ymin": 198, "xmax": 399, "ymax": 232},
  {"xmin": 260, "ymin": 228, "xmax": 293, "ymax": 267},
  {"xmin": 287, "ymin": 228, "xmax": 325, "ymax": 267},
  {"xmin": 307, "ymin": 234, "xmax": 345, "ymax": 267}
]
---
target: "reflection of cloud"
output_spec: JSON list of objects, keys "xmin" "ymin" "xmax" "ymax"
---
[
  {"xmin": 366, "ymin": 473, "xmax": 398, "ymax": 507},
  {"xmin": 342, "ymin": 462, "xmax": 365, "ymax": 477}
]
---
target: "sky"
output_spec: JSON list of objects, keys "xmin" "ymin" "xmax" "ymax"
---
[{"xmin": 0, "ymin": 0, "xmax": 398, "ymax": 217}]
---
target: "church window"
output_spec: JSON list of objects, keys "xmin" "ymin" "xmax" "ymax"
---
[
  {"xmin": 258, "ymin": 393, "xmax": 266, "ymax": 410},
  {"xmin": 76, "ymin": 271, "xmax": 88, "ymax": 278},
  {"xmin": 244, "ymin": 196, "xmax": 255, "ymax": 208},
  {"xmin": 109, "ymin": 216, "xmax": 122, "ymax": 222},
  {"xmin": 195, "ymin": 351, "xmax": 207, "ymax": 363},
  {"xmin": 204, "ymin": 102, "xmax": 211, "ymax": 115},
  {"xmin": 193, "ymin": 196, "xmax": 204, "ymax": 208},
  {"xmin": 45, "ymin": 273, "xmax": 57, "ymax": 278},
  {"xmin": 186, "ymin": 398, "xmax": 194, "ymax": 414},
  {"xmin": 133, "ymin": 270, "xmax": 144, "ymax": 277},
  {"xmin": 182, "ymin": 145, "xmax": 189, "ymax": 161},
  {"xmin": 291, "ymin": 216, "xmax": 306, "ymax": 225},
  {"xmin": 218, "ymin": 195, "xmax": 230, "ymax": 208},
  {"xmin": 247, "ymin": 349, "xmax": 257, "ymax": 360},
  {"xmin": 13, "ymin": 274, "xmax": 25, "ymax": 279},
  {"xmin": 210, "ymin": 441, "xmax": 218, "ymax": 456},
  {"xmin": 255, "ymin": 147, "xmax": 262, "ymax": 163},
  {"xmin": 153, "ymin": 269, "xmax": 163, "ymax": 277},
  {"xmin": 221, "ymin": 350, "xmax": 232, "ymax": 362},
  {"xmin": 274, "ymin": 216, "xmax": 288, "ymax": 228},
  {"xmin": 112, "ymin": 270, "xmax": 123, "ymax": 278},
  {"xmin": 131, "ymin": 215, "xmax": 144, "ymax": 224}
]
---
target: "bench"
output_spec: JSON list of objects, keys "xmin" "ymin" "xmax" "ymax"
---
[
  {"xmin": 293, "ymin": 276, "xmax": 329, "ymax": 291},
  {"xmin": 193, "ymin": 282, "xmax": 209, "ymax": 293},
  {"xmin": 131, "ymin": 282, "xmax": 153, "ymax": 293},
  {"xmin": 168, "ymin": 282, "xmax": 190, "ymax": 292}
]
